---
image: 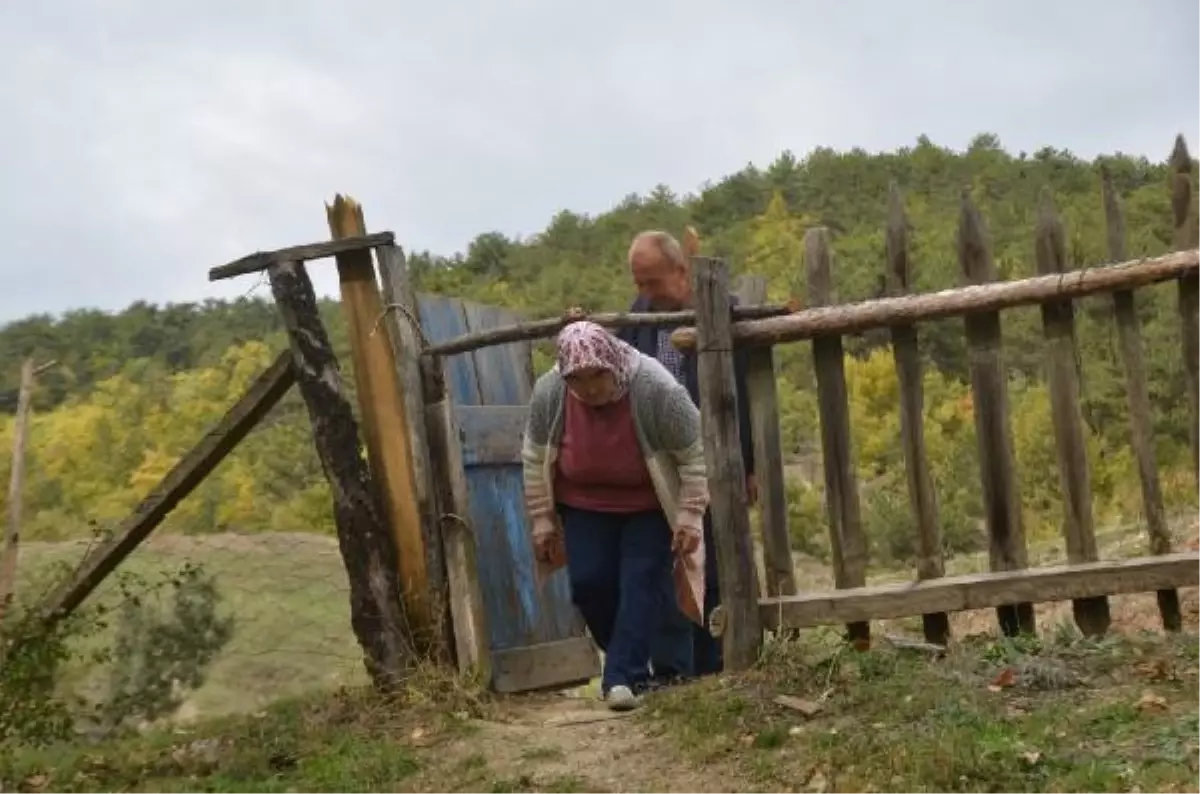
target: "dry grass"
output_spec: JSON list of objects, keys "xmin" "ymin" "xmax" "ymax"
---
[{"xmin": 648, "ymin": 626, "xmax": 1200, "ymax": 792}]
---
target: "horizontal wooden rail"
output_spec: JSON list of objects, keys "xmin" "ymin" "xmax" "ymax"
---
[
  {"xmin": 671, "ymin": 250, "xmax": 1199, "ymax": 351},
  {"xmin": 208, "ymin": 232, "xmax": 396, "ymax": 282},
  {"xmin": 422, "ymin": 303, "xmax": 791, "ymax": 357},
  {"xmin": 758, "ymin": 552, "xmax": 1200, "ymax": 631}
]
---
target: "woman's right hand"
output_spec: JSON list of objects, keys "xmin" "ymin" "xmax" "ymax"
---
[{"xmin": 532, "ymin": 518, "xmax": 564, "ymax": 565}]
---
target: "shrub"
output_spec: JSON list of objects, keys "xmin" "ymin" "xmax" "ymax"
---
[{"xmin": 0, "ymin": 556, "xmax": 233, "ymax": 745}]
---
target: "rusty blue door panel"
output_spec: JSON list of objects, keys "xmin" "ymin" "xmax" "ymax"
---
[{"xmin": 416, "ymin": 294, "xmax": 584, "ymax": 654}]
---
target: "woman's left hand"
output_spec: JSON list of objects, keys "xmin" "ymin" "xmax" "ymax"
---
[{"xmin": 672, "ymin": 524, "xmax": 701, "ymax": 555}]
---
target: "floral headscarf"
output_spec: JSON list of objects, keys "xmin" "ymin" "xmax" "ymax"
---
[{"xmin": 555, "ymin": 321, "xmax": 639, "ymax": 398}]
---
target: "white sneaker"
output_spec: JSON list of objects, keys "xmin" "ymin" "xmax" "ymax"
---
[{"xmin": 605, "ymin": 684, "xmax": 640, "ymax": 712}]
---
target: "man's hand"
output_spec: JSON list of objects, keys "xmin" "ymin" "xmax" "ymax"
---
[{"xmin": 745, "ymin": 473, "xmax": 759, "ymax": 508}]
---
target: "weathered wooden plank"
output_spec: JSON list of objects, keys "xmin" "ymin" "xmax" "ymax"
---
[
  {"xmin": 1100, "ymin": 166, "xmax": 1181, "ymax": 631},
  {"xmin": 418, "ymin": 294, "xmax": 483, "ymax": 404},
  {"xmin": 0, "ymin": 359, "xmax": 34, "ymax": 619},
  {"xmin": 463, "ymin": 302, "xmax": 532, "ymax": 405},
  {"xmin": 455, "ymin": 405, "xmax": 528, "ymax": 466},
  {"xmin": 884, "ymin": 184, "xmax": 949, "ymax": 646},
  {"xmin": 759, "ymin": 552, "xmax": 1200, "ymax": 631},
  {"xmin": 746, "ymin": 351, "xmax": 794, "ymax": 598},
  {"xmin": 1034, "ymin": 189, "xmax": 1110, "ymax": 636},
  {"xmin": 457, "ymin": 301, "xmax": 582, "ymax": 649},
  {"xmin": 326, "ymin": 196, "xmax": 432, "ymax": 651},
  {"xmin": 1171, "ymin": 136, "xmax": 1199, "ymax": 476},
  {"xmin": 39, "ymin": 353, "xmax": 296, "ymax": 625},
  {"xmin": 693, "ymin": 257, "xmax": 763, "ymax": 670},
  {"xmin": 421, "ymin": 355, "xmax": 491, "ymax": 680},
  {"xmin": 670, "ymin": 250, "xmax": 1200, "ymax": 351},
  {"xmin": 423, "ymin": 304, "xmax": 791, "ymax": 357},
  {"xmin": 805, "ymin": 229, "xmax": 870, "ymax": 646},
  {"xmin": 957, "ymin": 190, "xmax": 1035, "ymax": 637},
  {"xmin": 491, "ymin": 636, "xmax": 601, "ymax": 694},
  {"xmin": 417, "ymin": 296, "xmax": 585, "ymax": 674},
  {"xmin": 376, "ymin": 243, "xmax": 452, "ymax": 662},
  {"xmin": 736, "ymin": 275, "xmax": 795, "ymax": 598},
  {"xmin": 208, "ymin": 232, "xmax": 395, "ymax": 281},
  {"xmin": 266, "ymin": 261, "xmax": 409, "ymax": 687}
]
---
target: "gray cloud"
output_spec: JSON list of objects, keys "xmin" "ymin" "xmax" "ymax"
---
[{"xmin": 1, "ymin": 0, "xmax": 1196, "ymax": 322}]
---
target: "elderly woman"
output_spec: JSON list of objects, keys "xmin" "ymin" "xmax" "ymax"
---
[{"xmin": 522, "ymin": 321, "xmax": 710, "ymax": 711}]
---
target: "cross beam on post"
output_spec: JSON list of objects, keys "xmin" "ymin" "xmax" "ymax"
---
[{"xmin": 207, "ymin": 233, "xmax": 396, "ymax": 282}]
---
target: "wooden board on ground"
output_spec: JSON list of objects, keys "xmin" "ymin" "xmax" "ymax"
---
[{"xmin": 417, "ymin": 293, "xmax": 599, "ymax": 692}]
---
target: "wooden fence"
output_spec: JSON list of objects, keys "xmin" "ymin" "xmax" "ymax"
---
[
  {"xmin": 29, "ymin": 139, "xmax": 1200, "ymax": 692},
  {"xmin": 668, "ymin": 138, "xmax": 1200, "ymax": 668}
]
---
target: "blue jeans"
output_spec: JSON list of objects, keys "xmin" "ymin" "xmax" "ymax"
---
[
  {"xmin": 558, "ymin": 504, "xmax": 673, "ymax": 693},
  {"xmin": 649, "ymin": 511, "xmax": 723, "ymax": 679}
]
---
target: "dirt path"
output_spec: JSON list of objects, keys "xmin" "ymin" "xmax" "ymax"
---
[{"xmin": 413, "ymin": 691, "xmax": 750, "ymax": 793}]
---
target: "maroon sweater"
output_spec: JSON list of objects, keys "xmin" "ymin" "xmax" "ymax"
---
[{"xmin": 553, "ymin": 392, "xmax": 660, "ymax": 513}]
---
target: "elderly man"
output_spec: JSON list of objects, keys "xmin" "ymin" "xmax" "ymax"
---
[{"xmin": 616, "ymin": 229, "xmax": 757, "ymax": 684}]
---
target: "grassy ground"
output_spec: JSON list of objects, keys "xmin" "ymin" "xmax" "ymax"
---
[
  {"xmin": 648, "ymin": 625, "xmax": 1199, "ymax": 793},
  {"xmin": 7, "ymin": 512, "xmax": 1195, "ymax": 726},
  {"xmin": 14, "ymin": 532, "xmax": 367, "ymax": 721},
  {"xmin": 1, "ymin": 624, "xmax": 1195, "ymax": 792},
  {"xmin": 3, "ymin": 518, "xmax": 1195, "ymax": 790}
]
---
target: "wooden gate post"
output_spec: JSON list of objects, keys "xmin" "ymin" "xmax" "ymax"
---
[
  {"xmin": 1100, "ymin": 167, "xmax": 1182, "ymax": 631},
  {"xmin": 268, "ymin": 260, "xmax": 410, "ymax": 687},
  {"xmin": 376, "ymin": 243, "xmax": 453, "ymax": 662},
  {"xmin": 805, "ymin": 228, "xmax": 871, "ymax": 647},
  {"xmin": 325, "ymin": 195, "xmax": 433, "ymax": 650},
  {"xmin": 693, "ymin": 257, "xmax": 763, "ymax": 671},
  {"xmin": 957, "ymin": 190, "xmax": 1035, "ymax": 637},
  {"xmin": 734, "ymin": 275, "xmax": 796, "ymax": 598}
]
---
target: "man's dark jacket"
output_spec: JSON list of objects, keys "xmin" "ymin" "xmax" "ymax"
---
[{"xmin": 616, "ymin": 295, "xmax": 755, "ymax": 478}]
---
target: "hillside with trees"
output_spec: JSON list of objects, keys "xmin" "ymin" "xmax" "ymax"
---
[{"xmin": 1, "ymin": 133, "xmax": 1196, "ymax": 568}]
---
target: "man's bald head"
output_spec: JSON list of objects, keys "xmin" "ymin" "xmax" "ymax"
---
[{"xmin": 628, "ymin": 230, "xmax": 692, "ymax": 310}]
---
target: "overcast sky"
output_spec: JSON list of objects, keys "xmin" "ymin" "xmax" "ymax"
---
[{"xmin": 0, "ymin": 0, "xmax": 1196, "ymax": 324}]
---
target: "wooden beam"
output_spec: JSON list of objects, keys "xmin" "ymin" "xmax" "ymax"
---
[
  {"xmin": 1100, "ymin": 166, "xmax": 1182, "ymax": 631},
  {"xmin": 670, "ymin": 250, "xmax": 1200, "ymax": 351},
  {"xmin": 208, "ymin": 232, "xmax": 395, "ymax": 282},
  {"xmin": 693, "ymin": 257, "xmax": 763, "ymax": 670},
  {"xmin": 958, "ymin": 190, "xmax": 1035, "ymax": 637},
  {"xmin": 423, "ymin": 304, "xmax": 790, "ymax": 358},
  {"xmin": 0, "ymin": 359, "xmax": 35, "ymax": 619},
  {"xmin": 268, "ymin": 259, "xmax": 410, "ymax": 688},
  {"xmin": 884, "ymin": 184, "xmax": 949, "ymax": 646},
  {"xmin": 738, "ymin": 274, "xmax": 795, "ymax": 598},
  {"xmin": 326, "ymin": 196, "xmax": 433, "ymax": 651},
  {"xmin": 39, "ymin": 352, "xmax": 295, "ymax": 624},
  {"xmin": 759, "ymin": 552, "xmax": 1200, "ymax": 631},
  {"xmin": 1170, "ymin": 136, "xmax": 1199, "ymax": 476},
  {"xmin": 805, "ymin": 229, "xmax": 870, "ymax": 646},
  {"xmin": 421, "ymin": 355, "xmax": 490, "ymax": 680},
  {"xmin": 376, "ymin": 243, "xmax": 452, "ymax": 663},
  {"xmin": 1034, "ymin": 189, "xmax": 1110, "ymax": 636}
]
